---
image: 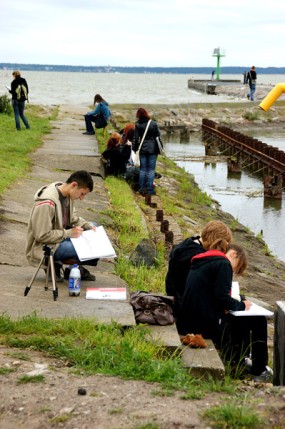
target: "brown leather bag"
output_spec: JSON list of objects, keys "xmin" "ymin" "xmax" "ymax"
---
[{"xmin": 130, "ymin": 291, "xmax": 175, "ymax": 325}]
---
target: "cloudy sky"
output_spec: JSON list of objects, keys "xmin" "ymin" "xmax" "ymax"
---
[{"xmin": 1, "ymin": 0, "xmax": 285, "ymax": 68}]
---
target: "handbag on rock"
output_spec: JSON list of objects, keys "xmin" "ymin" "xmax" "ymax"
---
[
  {"xmin": 130, "ymin": 291, "xmax": 175, "ymax": 325},
  {"xmin": 134, "ymin": 120, "xmax": 152, "ymax": 167}
]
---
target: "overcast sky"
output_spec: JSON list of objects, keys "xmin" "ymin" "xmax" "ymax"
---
[{"xmin": 1, "ymin": 0, "xmax": 285, "ymax": 68}]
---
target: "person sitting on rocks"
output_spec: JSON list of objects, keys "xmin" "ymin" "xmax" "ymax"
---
[
  {"xmin": 177, "ymin": 243, "xmax": 272, "ymax": 382},
  {"xmin": 101, "ymin": 132, "xmax": 131, "ymax": 177},
  {"xmin": 83, "ymin": 94, "xmax": 111, "ymax": 135},
  {"xmin": 26, "ymin": 170, "xmax": 99, "ymax": 282}
]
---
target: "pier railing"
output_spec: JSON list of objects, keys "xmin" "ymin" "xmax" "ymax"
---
[{"xmin": 202, "ymin": 118, "xmax": 285, "ymax": 198}]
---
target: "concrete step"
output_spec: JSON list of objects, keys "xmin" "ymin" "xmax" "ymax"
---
[{"xmin": 146, "ymin": 324, "xmax": 225, "ymax": 380}]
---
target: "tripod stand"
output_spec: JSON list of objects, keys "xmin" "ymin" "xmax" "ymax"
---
[{"xmin": 24, "ymin": 244, "xmax": 59, "ymax": 301}]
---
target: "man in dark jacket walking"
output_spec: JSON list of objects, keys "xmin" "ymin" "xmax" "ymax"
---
[
  {"xmin": 246, "ymin": 66, "xmax": 257, "ymax": 101},
  {"xmin": 9, "ymin": 70, "xmax": 30, "ymax": 130}
]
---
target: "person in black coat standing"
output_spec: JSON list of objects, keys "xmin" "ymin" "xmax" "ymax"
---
[
  {"xmin": 246, "ymin": 65, "xmax": 257, "ymax": 101},
  {"xmin": 9, "ymin": 70, "xmax": 30, "ymax": 130},
  {"xmin": 133, "ymin": 107, "xmax": 161, "ymax": 195}
]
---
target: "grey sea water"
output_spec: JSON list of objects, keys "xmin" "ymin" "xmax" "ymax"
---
[
  {"xmin": 1, "ymin": 70, "xmax": 285, "ymax": 260},
  {"xmin": 1, "ymin": 70, "xmax": 285, "ymax": 105}
]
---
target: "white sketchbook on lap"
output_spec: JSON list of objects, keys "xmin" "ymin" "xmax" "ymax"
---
[
  {"xmin": 230, "ymin": 282, "xmax": 273, "ymax": 317},
  {"xmin": 230, "ymin": 303, "xmax": 274, "ymax": 317},
  {"xmin": 71, "ymin": 226, "xmax": 116, "ymax": 260}
]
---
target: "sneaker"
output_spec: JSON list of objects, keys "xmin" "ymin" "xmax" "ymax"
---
[
  {"xmin": 253, "ymin": 366, "xmax": 273, "ymax": 382},
  {"xmin": 82, "ymin": 131, "xmax": 95, "ymax": 135},
  {"xmin": 79, "ymin": 266, "xmax": 96, "ymax": 281},
  {"xmin": 247, "ymin": 94, "xmax": 250, "ymax": 100}
]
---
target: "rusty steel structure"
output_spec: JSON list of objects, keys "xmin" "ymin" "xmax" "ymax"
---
[{"xmin": 202, "ymin": 118, "xmax": 285, "ymax": 198}]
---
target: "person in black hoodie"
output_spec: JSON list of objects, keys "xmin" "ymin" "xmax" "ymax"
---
[
  {"xmin": 177, "ymin": 243, "xmax": 272, "ymax": 382},
  {"xmin": 9, "ymin": 70, "xmax": 30, "ymax": 130},
  {"xmin": 102, "ymin": 132, "xmax": 131, "ymax": 177},
  {"xmin": 133, "ymin": 107, "xmax": 161, "ymax": 196},
  {"xmin": 165, "ymin": 220, "xmax": 233, "ymax": 311}
]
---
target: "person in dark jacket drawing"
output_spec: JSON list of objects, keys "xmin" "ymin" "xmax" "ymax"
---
[
  {"xmin": 9, "ymin": 70, "xmax": 30, "ymax": 130},
  {"xmin": 165, "ymin": 220, "xmax": 233, "ymax": 308},
  {"xmin": 101, "ymin": 132, "xmax": 131, "ymax": 177},
  {"xmin": 133, "ymin": 107, "xmax": 161, "ymax": 196},
  {"xmin": 177, "ymin": 243, "xmax": 272, "ymax": 382}
]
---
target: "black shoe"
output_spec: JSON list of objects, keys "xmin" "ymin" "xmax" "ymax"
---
[
  {"xmin": 82, "ymin": 131, "xmax": 95, "ymax": 135},
  {"xmin": 64, "ymin": 266, "xmax": 71, "ymax": 280},
  {"xmin": 79, "ymin": 266, "xmax": 96, "ymax": 281},
  {"xmin": 45, "ymin": 263, "xmax": 64, "ymax": 283}
]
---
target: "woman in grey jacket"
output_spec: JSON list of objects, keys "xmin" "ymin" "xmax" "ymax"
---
[{"xmin": 133, "ymin": 107, "xmax": 161, "ymax": 195}]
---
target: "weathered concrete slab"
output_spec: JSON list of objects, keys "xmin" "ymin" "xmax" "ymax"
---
[
  {"xmin": 0, "ymin": 266, "xmax": 135, "ymax": 326},
  {"xmin": 181, "ymin": 340, "xmax": 225, "ymax": 380},
  {"xmin": 143, "ymin": 325, "xmax": 225, "ymax": 379},
  {"xmin": 146, "ymin": 324, "xmax": 181, "ymax": 352},
  {"xmin": 0, "ymin": 105, "xmax": 132, "ymax": 328},
  {"xmin": 273, "ymin": 301, "xmax": 285, "ymax": 385}
]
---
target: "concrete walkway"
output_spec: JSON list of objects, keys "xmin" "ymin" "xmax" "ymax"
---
[{"xmin": 0, "ymin": 105, "xmax": 135, "ymax": 326}]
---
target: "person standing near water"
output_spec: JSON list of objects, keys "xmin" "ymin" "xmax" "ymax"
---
[
  {"xmin": 9, "ymin": 70, "xmax": 30, "ymax": 131},
  {"xmin": 246, "ymin": 66, "xmax": 257, "ymax": 101}
]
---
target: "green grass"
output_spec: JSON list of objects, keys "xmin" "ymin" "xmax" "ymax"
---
[
  {"xmin": 17, "ymin": 374, "xmax": 45, "ymax": 384},
  {"xmin": 203, "ymin": 399, "xmax": 262, "ymax": 428},
  {"xmin": 0, "ymin": 105, "xmax": 57, "ymax": 196},
  {"xmin": 0, "ymin": 314, "xmax": 200, "ymax": 394}
]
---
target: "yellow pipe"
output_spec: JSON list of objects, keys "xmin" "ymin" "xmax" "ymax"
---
[{"xmin": 259, "ymin": 83, "xmax": 285, "ymax": 111}]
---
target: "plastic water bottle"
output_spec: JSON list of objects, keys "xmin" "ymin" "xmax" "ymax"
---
[{"xmin": 68, "ymin": 264, "xmax": 81, "ymax": 296}]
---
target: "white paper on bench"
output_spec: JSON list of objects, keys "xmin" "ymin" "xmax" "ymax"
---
[
  {"xmin": 71, "ymin": 226, "xmax": 116, "ymax": 260},
  {"xmin": 230, "ymin": 303, "xmax": 273, "ymax": 317}
]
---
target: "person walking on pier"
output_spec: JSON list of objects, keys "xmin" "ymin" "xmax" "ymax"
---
[
  {"xmin": 246, "ymin": 66, "xmax": 257, "ymax": 101},
  {"xmin": 9, "ymin": 70, "xmax": 30, "ymax": 131}
]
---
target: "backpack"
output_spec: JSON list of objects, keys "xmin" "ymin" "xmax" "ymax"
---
[
  {"xmin": 15, "ymin": 84, "xmax": 28, "ymax": 102},
  {"xmin": 165, "ymin": 236, "xmax": 205, "ymax": 303}
]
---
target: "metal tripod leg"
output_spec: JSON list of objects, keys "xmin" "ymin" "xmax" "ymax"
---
[
  {"xmin": 47, "ymin": 254, "xmax": 58, "ymax": 301},
  {"xmin": 24, "ymin": 254, "xmax": 46, "ymax": 297},
  {"xmin": 24, "ymin": 251, "xmax": 59, "ymax": 301}
]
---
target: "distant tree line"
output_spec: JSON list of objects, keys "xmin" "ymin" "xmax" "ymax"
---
[{"xmin": 1, "ymin": 63, "xmax": 285, "ymax": 74}]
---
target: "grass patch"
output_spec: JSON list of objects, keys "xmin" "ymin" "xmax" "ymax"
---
[
  {"xmin": 0, "ymin": 313, "xmax": 234, "ymax": 398},
  {"xmin": 0, "ymin": 366, "xmax": 16, "ymax": 375},
  {"xmin": 203, "ymin": 399, "xmax": 262, "ymax": 428},
  {"xmin": 0, "ymin": 105, "xmax": 58, "ymax": 196},
  {"xmin": 17, "ymin": 374, "xmax": 45, "ymax": 384}
]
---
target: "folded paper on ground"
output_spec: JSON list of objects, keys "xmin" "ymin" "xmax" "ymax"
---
[
  {"xmin": 86, "ymin": 287, "xmax": 127, "ymax": 300},
  {"xmin": 71, "ymin": 226, "xmax": 116, "ymax": 261}
]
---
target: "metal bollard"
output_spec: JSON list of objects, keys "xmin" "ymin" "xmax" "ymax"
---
[
  {"xmin": 156, "ymin": 209, "xmax": 164, "ymax": 221},
  {"xmin": 165, "ymin": 231, "xmax": 174, "ymax": 244},
  {"xmin": 145, "ymin": 195, "xmax": 151, "ymax": 205},
  {"xmin": 160, "ymin": 220, "xmax": 169, "ymax": 232}
]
